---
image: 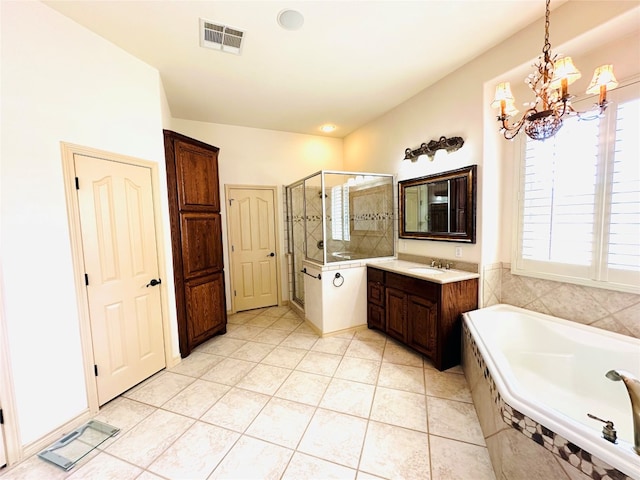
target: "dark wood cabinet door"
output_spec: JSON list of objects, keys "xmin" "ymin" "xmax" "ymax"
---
[
  {"xmin": 367, "ymin": 281, "xmax": 385, "ymax": 306},
  {"xmin": 407, "ymin": 295, "xmax": 438, "ymax": 356},
  {"xmin": 175, "ymin": 140, "xmax": 220, "ymax": 211},
  {"xmin": 164, "ymin": 130, "xmax": 226, "ymax": 358},
  {"xmin": 386, "ymin": 288, "xmax": 407, "ymax": 342},
  {"xmin": 180, "ymin": 212, "xmax": 224, "ymax": 278},
  {"xmin": 367, "ymin": 303, "xmax": 385, "ymax": 331},
  {"xmin": 185, "ymin": 272, "xmax": 226, "ymax": 347}
]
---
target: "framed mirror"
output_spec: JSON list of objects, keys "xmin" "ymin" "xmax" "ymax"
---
[{"xmin": 398, "ymin": 165, "xmax": 477, "ymax": 243}]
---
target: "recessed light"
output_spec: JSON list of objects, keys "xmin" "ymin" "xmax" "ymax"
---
[
  {"xmin": 277, "ymin": 9, "xmax": 304, "ymax": 31},
  {"xmin": 320, "ymin": 124, "xmax": 336, "ymax": 133}
]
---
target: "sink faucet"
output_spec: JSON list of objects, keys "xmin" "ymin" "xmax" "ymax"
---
[{"xmin": 606, "ymin": 369, "xmax": 640, "ymax": 455}]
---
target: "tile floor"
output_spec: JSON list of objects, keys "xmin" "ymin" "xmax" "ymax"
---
[{"xmin": 1, "ymin": 306, "xmax": 496, "ymax": 480}]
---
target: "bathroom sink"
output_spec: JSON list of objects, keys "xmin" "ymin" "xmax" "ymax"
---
[{"xmin": 408, "ymin": 267, "xmax": 445, "ymax": 275}]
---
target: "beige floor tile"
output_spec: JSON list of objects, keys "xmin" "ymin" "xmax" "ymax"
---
[
  {"xmin": 275, "ymin": 371, "xmax": 331, "ymax": 406},
  {"xmin": 280, "ymin": 332, "xmax": 319, "ymax": 350},
  {"xmin": 359, "ymin": 421, "xmax": 430, "ymax": 480},
  {"xmin": 124, "ymin": 372, "xmax": 195, "ymax": 407},
  {"xmin": 424, "ymin": 369, "xmax": 472, "ymax": 403},
  {"xmin": 136, "ymin": 471, "xmax": 165, "ymax": 480},
  {"xmin": 226, "ymin": 311, "xmax": 257, "ymax": 325},
  {"xmin": 270, "ymin": 317, "xmax": 304, "ymax": 332},
  {"xmin": 382, "ymin": 341, "xmax": 424, "ymax": 367},
  {"xmin": 228, "ymin": 341, "xmax": 275, "ymax": 362},
  {"xmin": 298, "ymin": 409, "xmax": 368, "ymax": 468},
  {"xmin": 197, "ymin": 336, "xmax": 247, "ymax": 357},
  {"xmin": 345, "ymin": 339, "xmax": 385, "ymax": 361},
  {"xmin": 334, "ymin": 357, "xmax": 381, "ymax": 385},
  {"xmin": 235, "ymin": 363, "xmax": 292, "ymax": 395},
  {"xmin": 105, "ymin": 409, "xmax": 193, "ymax": 467},
  {"xmin": 245, "ymin": 397, "xmax": 315, "ymax": 448},
  {"xmin": 296, "ymin": 351, "xmax": 342, "ymax": 376},
  {"xmin": 66, "ymin": 452, "xmax": 142, "ymax": 480},
  {"xmin": 200, "ymin": 357, "xmax": 257, "ymax": 386},
  {"xmin": 147, "ymin": 421, "xmax": 238, "ymax": 479},
  {"xmin": 356, "ymin": 472, "xmax": 387, "ymax": 480},
  {"xmin": 225, "ymin": 324, "xmax": 265, "ymax": 340},
  {"xmin": 200, "ymin": 387, "xmax": 270, "ymax": 432},
  {"xmin": 281, "ymin": 452, "xmax": 357, "ymax": 480},
  {"xmin": 263, "ymin": 305, "xmax": 292, "ymax": 317},
  {"xmin": 427, "ymin": 397, "xmax": 485, "ymax": 445},
  {"xmin": 261, "ymin": 345, "xmax": 307, "ymax": 368},
  {"xmin": 353, "ymin": 328, "xmax": 387, "ymax": 344},
  {"xmin": 161, "ymin": 379, "xmax": 230, "ymax": 418},
  {"xmin": 251, "ymin": 328, "xmax": 290, "ymax": 346},
  {"xmin": 93, "ymin": 396, "xmax": 156, "ymax": 436},
  {"xmin": 311, "ymin": 336, "xmax": 351, "ymax": 355},
  {"xmin": 370, "ymin": 386, "xmax": 427, "ymax": 432},
  {"xmin": 293, "ymin": 322, "xmax": 316, "ymax": 335},
  {"xmin": 208, "ymin": 436, "xmax": 293, "ymax": 480},
  {"xmin": 245, "ymin": 315, "xmax": 279, "ymax": 327},
  {"xmin": 168, "ymin": 351, "xmax": 225, "ymax": 377},
  {"xmin": 377, "ymin": 362, "xmax": 425, "ymax": 394},
  {"xmin": 320, "ymin": 378, "xmax": 375, "ymax": 418},
  {"xmin": 429, "ymin": 435, "xmax": 495, "ymax": 480}
]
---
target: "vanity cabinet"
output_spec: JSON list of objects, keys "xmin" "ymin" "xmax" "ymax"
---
[{"xmin": 367, "ymin": 266, "xmax": 478, "ymax": 370}]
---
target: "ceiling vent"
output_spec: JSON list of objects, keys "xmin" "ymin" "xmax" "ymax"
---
[{"xmin": 199, "ymin": 19, "xmax": 244, "ymax": 55}]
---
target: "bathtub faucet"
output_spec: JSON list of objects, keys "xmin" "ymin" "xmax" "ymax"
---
[{"xmin": 606, "ymin": 369, "xmax": 640, "ymax": 455}]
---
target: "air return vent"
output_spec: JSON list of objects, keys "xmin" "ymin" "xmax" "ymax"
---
[{"xmin": 200, "ymin": 19, "xmax": 244, "ymax": 55}]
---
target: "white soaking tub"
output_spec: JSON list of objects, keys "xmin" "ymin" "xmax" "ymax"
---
[{"xmin": 463, "ymin": 304, "xmax": 640, "ymax": 479}]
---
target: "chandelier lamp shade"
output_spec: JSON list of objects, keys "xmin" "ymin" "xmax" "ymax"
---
[{"xmin": 491, "ymin": 0, "xmax": 618, "ymax": 141}]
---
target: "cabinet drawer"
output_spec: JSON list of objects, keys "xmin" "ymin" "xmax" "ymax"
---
[
  {"xmin": 367, "ymin": 267, "xmax": 384, "ymax": 283},
  {"xmin": 386, "ymin": 271, "xmax": 438, "ymax": 300},
  {"xmin": 367, "ymin": 281, "xmax": 385, "ymax": 306}
]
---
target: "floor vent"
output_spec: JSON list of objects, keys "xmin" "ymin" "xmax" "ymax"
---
[{"xmin": 200, "ymin": 19, "xmax": 244, "ymax": 55}]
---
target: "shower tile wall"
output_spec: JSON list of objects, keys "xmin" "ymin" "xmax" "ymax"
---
[
  {"xmin": 482, "ymin": 263, "xmax": 640, "ymax": 339},
  {"xmin": 347, "ymin": 187, "xmax": 394, "ymax": 258}
]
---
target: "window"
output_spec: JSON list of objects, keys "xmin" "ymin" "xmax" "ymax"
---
[
  {"xmin": 513, "ymin": 81, "xmax": 640, "ymax": 293},
  {"xmin": 331, "ymin": 184, "xmax": 350, "ymax": 241}
]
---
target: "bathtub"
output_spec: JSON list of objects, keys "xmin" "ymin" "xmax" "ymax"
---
[{"xmin": 462, "ymin": 304, "xmax": 640, "ymax": 480}]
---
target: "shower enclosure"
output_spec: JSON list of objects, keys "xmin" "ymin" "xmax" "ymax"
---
[{"xmin": 286, "ymin": 170, "xmax": 395, "ymax": 308}]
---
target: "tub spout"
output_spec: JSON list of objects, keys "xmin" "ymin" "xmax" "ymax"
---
[{"xmin": 606, "ymin": 369, "xmax": 640, "ymax": 455}]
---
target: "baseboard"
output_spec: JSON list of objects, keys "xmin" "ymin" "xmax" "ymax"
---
[{"xmin": 21, "ymin": 410, "xmax": 93, "ymax": 461}]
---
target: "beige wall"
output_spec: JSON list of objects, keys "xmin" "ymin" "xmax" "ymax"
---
[
  {"xmin": 1, "ymin": 0, "xmax": 172, "ymax": 447},
  {"xmin": 344, "ymin": 1, "xmax": 639, "ymax": 269}
]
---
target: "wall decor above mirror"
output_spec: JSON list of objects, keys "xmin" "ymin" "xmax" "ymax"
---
[{"xmin": 398, "ymin": 165, "xmax": 477, "ymax": 243}]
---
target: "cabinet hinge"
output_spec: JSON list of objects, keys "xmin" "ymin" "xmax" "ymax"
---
[
  {"xmin": 94, "ymin": 365, "xmax": 98, "ymax": 376},
  {"xmin": 0, "ymin": 408, "xmax": 4, "ymax": 424},
  {"xmin": 85, "ymin": 274, "xmax": 89, "ymax": 286},
  {"xmin": 75, "ymin": 177, "xmax": 80, "ymax": 190}
]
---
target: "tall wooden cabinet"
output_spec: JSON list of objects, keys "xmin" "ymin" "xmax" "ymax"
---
[{"xmin": 163, "ymin": 130, "xmax": 227, "ymax": 357}]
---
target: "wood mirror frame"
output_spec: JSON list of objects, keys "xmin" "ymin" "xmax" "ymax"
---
[{"xmin": 398, "ymin": 165, "xmax": 477, "ymax": 243}]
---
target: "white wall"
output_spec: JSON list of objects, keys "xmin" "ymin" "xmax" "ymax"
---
[
  {"xmin": 168, "ymin": 119, "xmax": 344, "ymax": 309},
  {"xmin": 344, "ymin": 1, "xmax": 639, "ymax": 268},
  {"xmin": 0, "ymin": 1, "xmax": 173, "ymax": 446}
]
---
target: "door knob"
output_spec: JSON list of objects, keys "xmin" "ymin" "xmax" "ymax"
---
[
  {"xmin": 146, "ymin": 278, "xmax": 162, "ymax": 287},
  {"xmin": 267, "ymin": 252, "xmax": 275, "ymax": 257}
]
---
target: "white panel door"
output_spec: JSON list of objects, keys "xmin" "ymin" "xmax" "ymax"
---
[
  {"xmin": 228, "ymin": 187, "xmax": 278, "ymax": 311},
  {"xmin": 75, "ymin": 154, "xmax": 165, "ymax": 405}
]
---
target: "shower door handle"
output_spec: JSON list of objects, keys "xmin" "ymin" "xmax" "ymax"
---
[{"xmin": 267, "ymin": 252, "xmax": 275, "ymax": 257}]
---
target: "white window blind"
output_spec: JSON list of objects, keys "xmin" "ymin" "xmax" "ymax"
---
[
  {"xmin": 331, "ymin": 185, "xmax": 350, "ymax": 241},
  {"xmin": 514, "ymin": 81, "xmax": 640, "ymax": 293}
]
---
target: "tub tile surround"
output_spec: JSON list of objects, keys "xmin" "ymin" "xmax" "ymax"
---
[
  {"xmin": 482, "ymin": 263, "xmax": 640, "ymax": 339},
  {"xmin": 462, "ymin": 323, "xmax": 634, "ymax": 480},
  {"xmin": 3, "ymin": 306, "xmax": 497, "ymax": 480}
]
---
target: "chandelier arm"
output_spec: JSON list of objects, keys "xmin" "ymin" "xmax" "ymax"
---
[{"xmin": 498, "ymin": 106, "xmax": 538, "ymax": 139}]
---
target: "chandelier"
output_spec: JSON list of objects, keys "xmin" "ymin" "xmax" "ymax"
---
[{"xmin": 491, "ymin": 0, "xmax": 619, "ymax": 141}]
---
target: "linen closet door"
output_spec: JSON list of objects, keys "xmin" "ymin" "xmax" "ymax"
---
[{"xmin": 164, "ymin": 130, "xmax": 227, "ymax": 357}]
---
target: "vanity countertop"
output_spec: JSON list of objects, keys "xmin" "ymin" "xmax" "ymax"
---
[{"xmin": 367, "ymin": 259, "xmax": 480, "ymax": 284}]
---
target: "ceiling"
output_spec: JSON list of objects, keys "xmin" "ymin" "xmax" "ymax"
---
[{"xmin": 43, "ymin": 1, "xmax": 559, "ymax": 138}]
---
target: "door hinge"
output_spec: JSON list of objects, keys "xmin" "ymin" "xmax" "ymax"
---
[
  {"xmin": 234, "ymin": 290, "xmax": 236, "ymax": 297},
  {"xmin": 94, "ymin": 365, "xmax": 98, "ymax": 376},
  {"xmin": 231, "ymin": 245, "xmax": 235, "ymax": 252},
  {"xmin": 75, "ymin": 177, "xmax": 80, "ymax": 190},
  {"xmin": 0, "ymin": 408, "xmax": 4, "ymax": 425},
  {"xmin": 85, "ymin": 274, "xmax": 89, "ymax": 286}
]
